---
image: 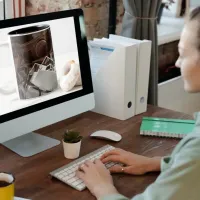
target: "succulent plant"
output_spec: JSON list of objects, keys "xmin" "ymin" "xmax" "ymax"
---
[{"xmin": 63, "ymin": 130, "xmax": 83, "ymax": 143}]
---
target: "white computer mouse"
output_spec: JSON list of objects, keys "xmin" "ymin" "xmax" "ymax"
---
[{"xmin": 90, "ymin": 130, "xmax": 122, "ymax": 142}]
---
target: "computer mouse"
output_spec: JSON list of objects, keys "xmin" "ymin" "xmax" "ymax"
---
[{"xmin": 90, "ymin": 130, "xmax": 122, "ymax": 142}]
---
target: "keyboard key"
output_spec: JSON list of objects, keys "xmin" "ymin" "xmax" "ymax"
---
[
  {"xmin": 68, "ymin": 166, "xmax": 73, "ymax": 170},
  {"xmin": 76, "ymin": 183, "xmax": 86, "ymax": 191},
  {"xmin": 54, "ymin": 172, "xmax": 62, "ymax": 177},
  {"xmin": 71, "ymin": 164, "xmax": 77, "ymax": 169},
  {"xmin": 63, "ymin": 176, "xmax": 71, "ymax": 181},
  {"xmin": 68, "ymin": 169, "xmax": 73, "ymax": 173},
  {"xmin": 68, "ymin": 177, "xmax": 77, "ymax": 184},
  {"xmin": 105, "ymin": 162, "xmax": 111, "ymax": 167},
  {"xmin": 107, "ymin": 163, "xmax": 115, "ymax": 168},
  {"xmin": 75, "ymin": 179, "xmax": 83, "ymax": 185},
  {"xmin": 61, "ymin": 177, "xmax": 67, "ymax": 181},
  {"xmin": 63, "ymin": 172, "xmax": 69, "ymax": 176},
  {"xmin": 72, "ymin": 176, "xmax": 79, "ymax": 182},
  {"xmin": 72, "ymin": 179, "xmax": 83, "ymax": 187},
  {"xmin": 57, "ymin": 174, "xmax": 65, "ymax": 179},
  {"xmin": 67, "ymin": 173, "xmax": 75, "ymax": 179},
  {"xmin": 78, "ymin": 161, "xmax": 85, "ymax": 165},
  {"xmin": 73, "ymin": 166, "xmax": 79, "ymax": 171}
]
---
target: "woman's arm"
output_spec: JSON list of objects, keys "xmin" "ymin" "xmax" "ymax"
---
[
  {"xmin": 100, "ymin": 137, "xmax": 200, "ymax": 200},
  {"xmin": 146, "ymin": 156, "xmax": 161, "ymax": 172}
]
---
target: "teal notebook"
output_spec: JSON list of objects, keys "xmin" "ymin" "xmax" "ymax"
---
[{"xmin": 140, "ymin": 117, "xmax": 195, "ymax": 138}]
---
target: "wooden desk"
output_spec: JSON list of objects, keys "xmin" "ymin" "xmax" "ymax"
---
[{"xmin": 0, "ymin": 105, "xmax": 192, "ymax": 200}]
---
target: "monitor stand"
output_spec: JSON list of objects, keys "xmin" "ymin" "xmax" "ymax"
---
[{"xmin": 2, "ymin": 132, "xmax": 60, "ymax": 157}]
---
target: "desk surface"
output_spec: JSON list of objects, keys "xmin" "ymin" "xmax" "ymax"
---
[{"xmin": 0, "ymin": 105, "xmax": 192, "ymax": 200}]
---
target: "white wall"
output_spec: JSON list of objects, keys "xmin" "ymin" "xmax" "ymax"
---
[
  {"xmin": 191, "ymin": 0, "xmax": 199, "ymax": 7},
  {"xmin": 0, "ymin": 17, "xmax": 78, "ymax": 68}
]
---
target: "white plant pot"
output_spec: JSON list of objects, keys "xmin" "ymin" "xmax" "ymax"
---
[{"xmin": 63, "ymin": 140, "xmax": 81, "ymax": 159}]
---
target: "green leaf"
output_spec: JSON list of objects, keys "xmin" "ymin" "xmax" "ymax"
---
[{"xmin": 63, "ymin": 129, "xmax": 82, "ymax": 143}]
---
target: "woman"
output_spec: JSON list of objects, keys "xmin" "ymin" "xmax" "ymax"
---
[{"xmin": 76, "ymin": 6, "xmax": 200, "ymax": 200}]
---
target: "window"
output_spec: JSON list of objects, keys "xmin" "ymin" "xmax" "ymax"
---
[
  {"xmin": 0, "ymin": 0, "xmax": 3, "ymax": 20},
  {"xmin": 0, "ymin": 0, "xmax": 25, "ymax": 20}
]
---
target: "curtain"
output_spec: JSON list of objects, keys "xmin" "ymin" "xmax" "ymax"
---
[{"xmin": 121, "ymin": 0, "xmax": 162, "ymax": 105}]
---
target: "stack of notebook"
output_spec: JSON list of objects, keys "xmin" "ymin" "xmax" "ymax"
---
[{"xmin": 140, "ymin": 117, "xmax": 195, "ymax": 138}]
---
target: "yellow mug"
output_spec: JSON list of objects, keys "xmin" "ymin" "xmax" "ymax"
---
[{"xmin": 0, "ymin": 172, "xmax": 15, "ymax": 200}]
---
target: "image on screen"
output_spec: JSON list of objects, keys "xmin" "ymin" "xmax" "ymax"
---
[{"xmin": 0, "ymin": 17, "xmax": 83, "ymax": 115}]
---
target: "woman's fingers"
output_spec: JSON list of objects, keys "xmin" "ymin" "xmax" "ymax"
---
[
  {"xmin": 85, "ymin": 160, "xmax": 94, "ymax": 167},
  {"xmin": 101, "ymin": 155, "xmax": 125, "ymax": 164},
  {"xmin": 94, "ymin": 159, "xmax": 103, "ymax": 165},
  {"xmin": 100, "ymin": 149, "xmax": 121, "ymax": 161},
  {"xmin": 79, "ymin": 162, "xmax": 91, "ymax": 172},
  {"xmin": 76, "ymin": 170, "xmax": 85, "ymax": 180},
  {"xmin": 94, "ymin": 159, "xmax": 108, "ymax": 171}
]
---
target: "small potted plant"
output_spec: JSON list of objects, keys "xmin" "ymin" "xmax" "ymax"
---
[{"xmin": 63, "ymin": 129, "xmax": 83, "ymax": 159}]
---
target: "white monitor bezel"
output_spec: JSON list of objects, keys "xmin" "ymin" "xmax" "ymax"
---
[{"xmin": 0, "ymin": 9, "xmax": 95, "ymax": 143}]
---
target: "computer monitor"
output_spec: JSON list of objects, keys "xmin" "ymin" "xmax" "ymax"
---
[{"xmin": 0, "ymin": 9, "xmax": 95, "ymax": 157}]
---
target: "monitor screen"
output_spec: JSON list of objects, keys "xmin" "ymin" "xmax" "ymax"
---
[{"xmin": 0, "ymin": 11, "xmax": 93, "ymax": 122}]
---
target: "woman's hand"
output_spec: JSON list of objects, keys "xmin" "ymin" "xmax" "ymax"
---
[
  {"xmin": 101, "ymin": 148, "xmax": 161, "ymax": 175},
  {"xmin": 76, "ymin": 159, "xmax": 119, "ymax": 199}
]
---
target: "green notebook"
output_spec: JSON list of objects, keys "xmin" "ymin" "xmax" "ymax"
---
[{"xmin": 140, "ymin": 117, "xmax": 195, "ymax": 138}]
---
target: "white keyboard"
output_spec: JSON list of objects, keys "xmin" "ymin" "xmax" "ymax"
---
[{"xmin": 50, "ymin": 145, "xmax": 119, "ymax": 191}]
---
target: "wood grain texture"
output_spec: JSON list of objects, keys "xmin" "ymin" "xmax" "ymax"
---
[{"xmin": 0, "ymin": 105, "xmax": 193, "ymax": 200}]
